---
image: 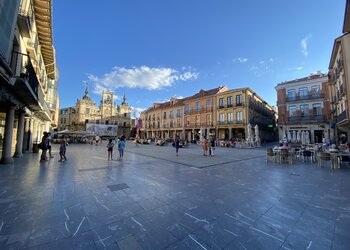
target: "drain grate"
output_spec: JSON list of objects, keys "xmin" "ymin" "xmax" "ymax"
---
[{"xmin": 107, "ymin": 183, "xmax": 129, "ymax": 191}]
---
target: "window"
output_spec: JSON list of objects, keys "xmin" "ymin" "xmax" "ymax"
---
[
  {"xmin": 227, "ymin": 96, "xmax": 233, "ymax": 106},
  {"xmin": 170, "ymin": 120, "xmax": 174, "ymax": 127},
  {"xmin": 185, "ymin": 104, "xmax": 190, "ymax": 113},
  {"xmin": 195, "ymin": 115, "xmax": 200, "ymax": 125},
  {"xmin": 177, "ymin": 109, "xmax": 182, "ymax": 117},
  {"xmin": 299, "ymin": 87, "xmax": 308, "ymax": 97},
  {"xmin": 185, "ymin": 116, "xmax": 190, "ymax": 126},
  {"xmin": 288, "ymin": 105, "xmax": 297, "ymax": 116},
  {"xmin": 124, "ymin": 113, "xmax": 127, "ymax": 117},
  {"xmin": 287, "ymin": 89, "xmax": 296, "ymax": 100},
  {"xmin": 86, "ymin": 108, "xmax": 90, "ymax": 114},
  {"xmin": 206, "ymin": 99, "xmax": 212, "ymax": 106},
  {"xmin": 311, "ymin": 86, "xmax": 320, "ymax": 95},
  {"xmin": 312, "ymin": 103, "xmax": 322, "ymax": 116},
  {"xmin": 228, "ymin": 112, "xmax": 233, "ymax": 123},
  {"xmin": 196, "ymin": 102, "xmax": 200, "ymax": 112},
  {"xmin": 163, "ymin": 111, "xmax": 167, "ymax": 119},
  {"xmin": 170, "ymin": 111, "xmax": 174, "ymax": 119},
  {"xmin": 206, "ymin": 114, "xmax": 211, "ymax": 125},
  {"xmin": 177, "ymin": 119, "xmax": 181, "ymax": 127},
  {"xmin": 85, "ymin": 119, "xmax": 89, "ymax": 124},
  {"xmin": 105, "ymin": 120, "xmax": 109, "ymax": 125},
  {"xmin": 300, "ymin": 104, "xmax": 309, "ymax": 116},
  {"xmin": 219, "ymin": 98, "xmax": 224, "ymax": 107},
  {"xmin": 236, "ymin": 95, "xmax": 242, "ymax": 104},
  {"xmin": 236, "ymin": 111, "xmax": 243, "ymax": 122},
  {"xmin": 219, "ymin": 113, "xmax": 225, "ymax": 124}
]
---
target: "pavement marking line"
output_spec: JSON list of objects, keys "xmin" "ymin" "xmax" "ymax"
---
[
  {"xmin": 92, "ymin": 194, "xmax": 110, "ymax": 211},
  {"xmin": 0, "ymin": 221, "xmax": 3, "ymax": 232},
  {"xmin": 78, "ymin": 167, "xmax": 109, "ymax": 172},
  {"xmin": 0, "ymin": 190, "xmax": 7, "ymax": 197},
  {"xmin": 250, "ymin": 227, "xmax": 284, "ymax": 242},
  {"xmin": 131, "ymin": 217, "xmax": 146, "ymax": 231},
  {"xmin": 93, "ymin": 230, "xmax": 106, "ymax": 247},
  {"xmin": 64, "ymin": 221, "xmax": 70, "ymax": 233},
  {"xmin": 185, "ymin": 213, "xmax": 209, "ymax": 224},
  {"xmin": 237, "ymin": 211, "xmax": 254, "ymax": 222},
  {"xmin": 225, "ymin": 213, "xmax": 251, "ymax": 226},
  {"xmin": 64, "ymin": 209, "xmax": 70, "ymax": 221},
  {"xmin": 282, "ymin": 246, "xmax": 292, "ymax": 250},
  {"xmin": 73, "ymin": 216, "xmax": 86, "ymax": 237},
  {"xmin": 307, "ymin": 241, "xmax": 312, "ymax": 249},
  {"xmin": 239, "ymin": 242, "xmax": 248, "ymax": 250},
  {"xmin": 224, "ymin": 229, "xmax": 239, "ymax": 237},
  {"xmin": 188, "ymin": 234, "xmax": 207, "ymax": 250},
  {"xmin": 92, "ymin": 156, "xmax": 108, "ymax": 160}
]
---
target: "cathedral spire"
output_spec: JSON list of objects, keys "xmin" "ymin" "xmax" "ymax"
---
[
  {"xmin": 121, "ymin": 93, "xmax": 127, "ymax": 105},
  {"xmin": 82, "ymin": 82, "xmax": 90, "ymax": 100}
]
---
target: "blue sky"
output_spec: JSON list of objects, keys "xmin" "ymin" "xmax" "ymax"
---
[{"xmin": 54, "ymin": 0, "xmax": 345, "ymax": 116}]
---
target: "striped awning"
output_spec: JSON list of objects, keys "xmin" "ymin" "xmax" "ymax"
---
[{"xmin": 33, "ymin": 0, "xmax": 55, "ymax": 79}]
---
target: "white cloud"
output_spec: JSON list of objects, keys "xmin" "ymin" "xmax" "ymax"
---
[
  {"xmin": 259, "ymin": 60, "xmax": 265, "ymax": 64},
  {"xmin": 301, "ymin": 34, "xmax": 312, "ymax": 56},
  {"xmin": 88, "ymin": 66, "xmax": 199, "ymax": 94},
  {"xmin": 233, "ymin": 57, "xmax": 248, "ymax": 63},
  {"xmin": 297, "ymin": 66, "xmax": 303, "ymax": 70}
]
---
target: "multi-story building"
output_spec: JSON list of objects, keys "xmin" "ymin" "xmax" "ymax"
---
[
  {"xmin": 183, "ymin": 86, "xmax": 227, "ymax": 141},
  {"xmin": 0, "ymin": 0, "xmax": 59, "ymax": 163},
  {"xmin": 141, "ymin": 86, "xmax": 276, "ymax": 142},
  {"xmin": 142, "ymin": 98, "xmax": 185, "ymax": 139},
  {"xmin": 275, "ymin": 72, "xmax": 331, "ymax": 144},
  {"xmin": 216, "ymin": 88, "xmax": 276, "ymax": 142},
  {"xmin": 328, "ymin": 0, "xmax": 350, "ymax": 144},
  {"xmin": 58, "ymin": 86, "xmax": 133, "ymax": 137}
]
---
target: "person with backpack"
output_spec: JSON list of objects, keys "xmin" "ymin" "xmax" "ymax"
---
[{"xmin": 107, "ymin": 138, "xmax": 114, "ymax": 160}]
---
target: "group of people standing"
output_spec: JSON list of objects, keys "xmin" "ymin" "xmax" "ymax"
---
[
  {"xmin": 106, "ymin": 135, "xmax": 126, "ymax": 161},
  {"xmin": 202, "ymin": 137, "xmax": 216, "ymax": 156},
  {"xmin": 40, "ymin": 132, "xmax": 67, "ymax": 162}
]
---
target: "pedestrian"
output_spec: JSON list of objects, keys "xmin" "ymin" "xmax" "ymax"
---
[
  {"xmin": 58, "ymin": 139, "xmax": 67, "ymax": 162},
  {"xmin": 107, "ymin": 138, "xmax": 114, "ymax": 160},
  {"xmin": 95, "ymin": 135, "xmax": 99, "ymax": 145},
  {"xmin": 120, "ymin": 134, "xmax": 126, "ymax": 142},
  {"xmin": 40, "ymin": 132, "xmax": 49, "ymax": 161},
  {"xmin": 175, "ymin": 136, "xmax": 180, "ymax": 156},
  {"xmin": 47, "ymin": 132, "xmax": 53, "ymax": 158},
  {"xmin": 118, "ymin": 139, "xmax": 126, "ymax": 160},
  {"xmin": 209, "ymin": 137, "xmax": 215, "ymax": 156},
  {"xmin": 202, "ymin": 137, "xmax": 208, "ymax": 156}
]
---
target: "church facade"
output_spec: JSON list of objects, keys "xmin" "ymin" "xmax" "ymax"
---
[{"xmin": 58, "ymin": 85, "xmax": 132, "ymax": 137}]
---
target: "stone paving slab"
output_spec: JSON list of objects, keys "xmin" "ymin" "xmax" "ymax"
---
[{"xmin": 0, "ymin": 142, "xmax": 349, "ymax": 249}]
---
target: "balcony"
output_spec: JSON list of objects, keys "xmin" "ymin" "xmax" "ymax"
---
[
  {"xmin": 10, "ymin": 52, "xmax": 51, "ymax": 121},
  {"xmin": 286, "ymin": 92, "xmax": 326, "ymax": 102},
  {"xmin": 336, "ymin": 110, "xmax": 347, "ymax": 123},
  {"xmin": 287, "ymin": 115, "xmax": 326, "ymax": 123},
  {"xmin": 217, "ymin": 102, "xmax": 245, "ymax": 109},
  {"xmin": 217, "ymin": 120, "xmax": 245, "ymax": 126},
  {"xmin": 17, "ymin": 1, "xmax": 34, "ymax": 38}
]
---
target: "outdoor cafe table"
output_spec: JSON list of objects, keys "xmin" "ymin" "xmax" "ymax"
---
[{"xmin": 329, "ymin": 151, "xmax": 350, "ymax": 169}]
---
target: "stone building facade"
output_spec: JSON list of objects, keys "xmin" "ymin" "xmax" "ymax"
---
[{"xmin": 58, "ymin": 86, "xmax": 132, "ymax": 137}]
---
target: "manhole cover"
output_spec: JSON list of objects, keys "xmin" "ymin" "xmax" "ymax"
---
[{"xmin": 107, "ymin": 183, "xmax": 129, "ymax": 191}]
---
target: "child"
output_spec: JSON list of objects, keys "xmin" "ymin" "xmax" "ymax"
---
[
  {"xmin": 118, "ymin": 139, "xmax": 125, "ymax": 160},
  {"xmin": 59, "ymin": 139, "xmax": 67, "ymax": 162},
  {"xmin": 107, "ymin": 139, "xmax": 114, "ymax": 160}
]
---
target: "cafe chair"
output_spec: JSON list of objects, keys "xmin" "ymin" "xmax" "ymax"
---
[
  {"xmin": 318, "ymin": 152, "xmax": 331, "ymax": 168},
  {"xmin": 266, "ymin": 148, "xmax": 275, "ymax": 163},
  {"xmin": 339, "ymin": 155, "xmax": 350, "ymax": 168},
  {"xmin": 302, "ymin": 150, "xmax": 313, "ymax": 163}
]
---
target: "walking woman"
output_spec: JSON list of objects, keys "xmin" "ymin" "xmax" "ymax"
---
[{"xmin": 175, "ymin": 136, "xmax": 180, "ymax": 156}]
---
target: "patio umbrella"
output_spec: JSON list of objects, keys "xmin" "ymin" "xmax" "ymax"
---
[
  {"xmin": 247, "ymin": 123, "xmax": 253, "ymax": 145},
  {"xmin": 297, "ymin": 131, "xmax": 301, "ymax": 142},
  {"xmin": 292, "ymin": 130, "xmax": 296, "ymax": 142},
  {"xmin": 301, "ymin": 131, "xmax": 305, "ymax": 145},
  {"xmin": 254, "ymin": 124, "xmax": 260, "ymax": 146},
  {"xmin": 288, "ymin": 130, "xmax": 292, "ymax": 142},
  {"xmin": 305, "ymin": 131, "xmax": 310, "ymax": 145}
]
